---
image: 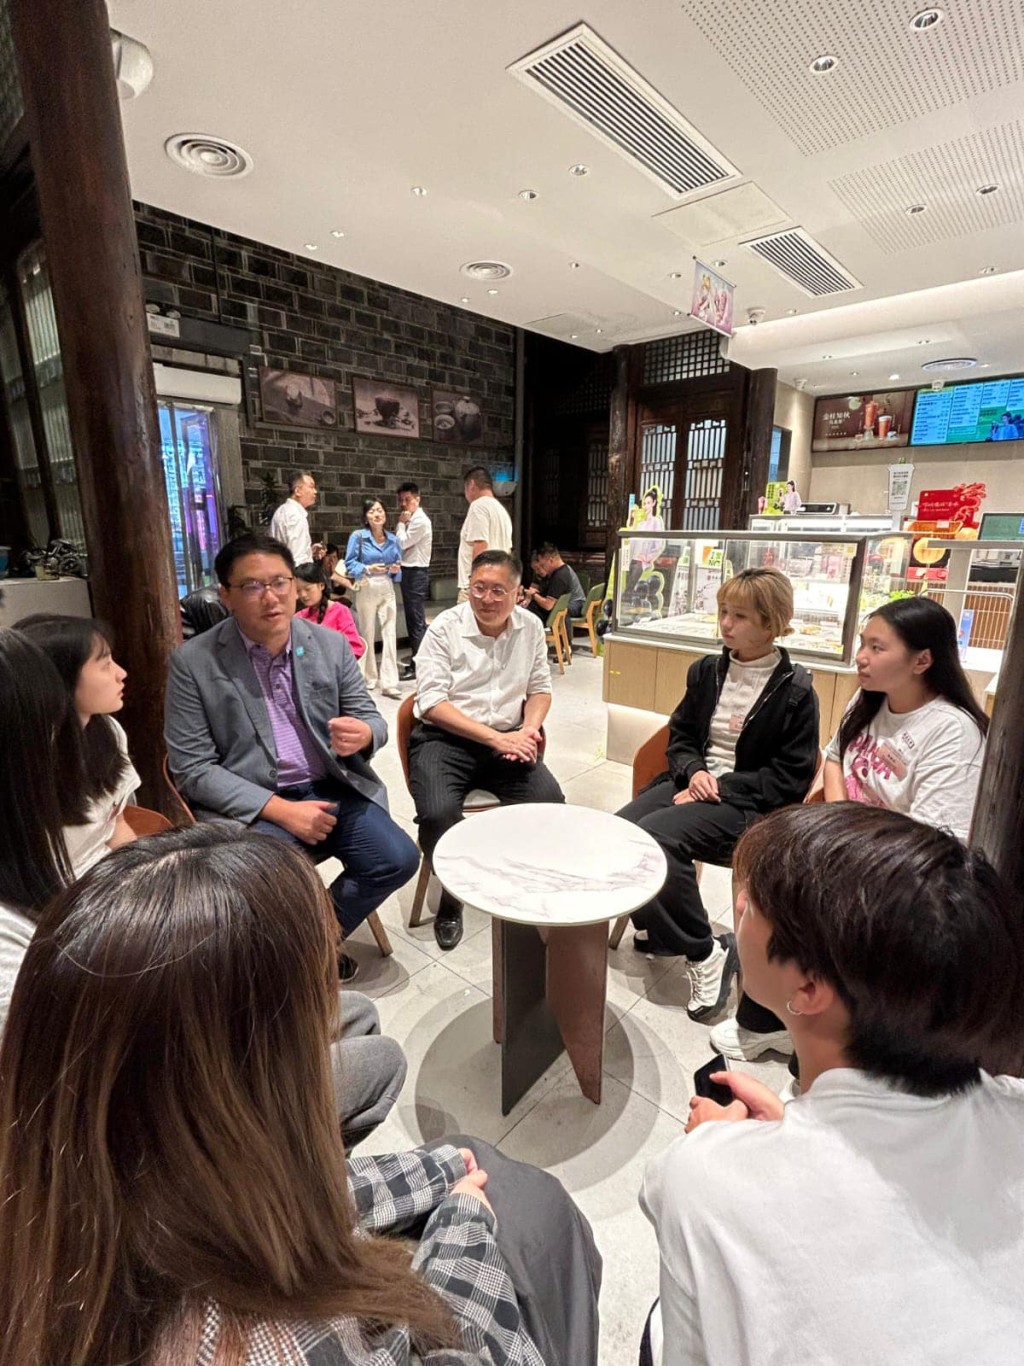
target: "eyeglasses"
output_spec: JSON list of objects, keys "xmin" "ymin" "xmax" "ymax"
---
[
  {"xmin": 469, "ymin": 582, "xmax": 512, "ymax": 601},
  {"xmin": 231, "ymin": 575, "xmax": 295, "ymax": 599}
]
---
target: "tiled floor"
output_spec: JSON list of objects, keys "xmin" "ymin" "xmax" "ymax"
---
[{"xmin": 333, "ymin": 649, "xmax": 791, "ymax": 1364}]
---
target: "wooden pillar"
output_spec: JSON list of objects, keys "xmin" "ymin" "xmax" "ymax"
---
[
  {"xmin": 11, "ymin": 0, "xmax": 180, "ymax": 813},
  {"xmin": 723, "ymin": 366, "xmax": 777, "ymax": 528},
  {"xmin": 606, "ymin": 344, "xmax": 641, "ymax": 579}
]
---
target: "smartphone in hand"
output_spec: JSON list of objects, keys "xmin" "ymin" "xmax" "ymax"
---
[{"xmin": 692, "ymin": 1054, "xmax": 733, "ymax": 1108}]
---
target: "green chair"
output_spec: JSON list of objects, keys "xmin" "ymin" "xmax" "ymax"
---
[
  {"xmin": 569, "ymin": 581, "xmax": 606, "ymax": 654},
  {"xmin": 576, "ymin": 567, "xmax": 591, "ymax": 595},
  {"xmin": 544, "ymin": 592, "xmax": 571, "ymax": 673}
]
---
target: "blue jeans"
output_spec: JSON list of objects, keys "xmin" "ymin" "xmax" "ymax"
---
[{"xmin": 253, "ymin": 778, "xmax": 419, "ymax": 936}]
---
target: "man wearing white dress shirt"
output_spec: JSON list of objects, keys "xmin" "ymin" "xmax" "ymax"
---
[
  {"xmin": 269, "ymin": 470, "xmax": 318, "ymax": 569},
  {"xmin": 395, "ymin": 481, "xmax": 433, "ymax": 681},
  {"xmin": 409, "ymin": 549, "xmax": 564, "ymax": 949}
]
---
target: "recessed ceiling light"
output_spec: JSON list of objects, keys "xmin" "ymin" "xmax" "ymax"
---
[
  {"xmin": 570, "ymin": 333, "xmax": 579, "ymax": 339},
  {"xmin": 822, "ymin": 354, "xmax": 832, "ymax": 360},
  {"xmin": 979, "ymin": 266, "xmax": 998, "ymax": 275},
  {"xmin": 672, "ymin": 310, "xmax": 682, "ymax": 316},
  {"xmin": 977, "ymin": 184, "xmax": 999, "ymax": 196},
  {"xmin": 487, "ymin": 288, "xmax": 499, "ymax": 295},
  {"xmin": 809, "ymin": 54, "xmax": 838, "ymax": 73},
  {"xmin": 910, "ymin": 8, "xmax": 944, "ymax": 32},
  {"xmin": 568, "ymin": 163, "xmax": 589, "ymax": 176},
  {"xmin": 569, "ymin": 261, "xmax": 581, "ymax": 269},
  {"xmin": 906, "ymin": 204, "xmax": 926, "ymax": 215},
  {"xmin": 330, "ymin": 229, "xmax": 345, "ymax": 238},
  {"xmin": 411, "ymin": 185, "xmax": 428, "ymax": 196},
  {"xmin": 595, "ymin": 328, "xmax": 603, "ymax": 334},
  {"xmin": 304, "ymin": 242, "xmax": 318, "ymax": 251},
  {"xmin": 850, "ymin": 371, "xmax": 859, "ymax": 377},
  {"xmin": 518, "ymin": 189, "xmax": 539, "ymax": 201},
  {"xmin": 460, "ymin": 296, "xmax": 470, "ymax": 304},
  {"xmin": 711, "ymin": 259, "xmax": 727, "ymax": 268},
  {"xmin": 668, "ymin": 271, "xmax": 683, "ymax": 279},
  {"xmin": 889, "ymin": 373, "xmax": 901, "ymax": 380},
  {"xmin": 786, "ymin": 308, "xmax": 799, "ymax": 315}
]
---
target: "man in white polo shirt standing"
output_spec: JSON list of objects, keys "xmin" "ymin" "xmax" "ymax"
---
[
  {"xmin": 457, "ymin": 465, "xmax": 513, "ymax": 603},
  {"xmin": 269, "ymin": 469, "xmax": 318, "ymax": 569},
  {"xmin": 409, "ymin": 549, "xmax": 564, "ymax": 949}
]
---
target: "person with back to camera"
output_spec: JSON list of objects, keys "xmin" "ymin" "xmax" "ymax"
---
[
  {"xmin": 270, "ymin": 468, "xmax": 320, "ymax": 570},
  {"xmin": 0, "ymin": 823, "xmax": 602, "ymax": 1366},
  {"xmin": 617, "ymin": 568, "xmax": 818, "ymax": 1023},
  {"xmin": 295, "ymin": 561, "xmax": 366, "ymax": 660},
  {"xmin": 346, "ymin": 497, "xmax": 403, "ymax": 698},
  {"xmin": 640, "ymin": 802, "xmax": 1024, "ymax": 1366},
  {"xmin": 712, "ymin": 594, "xmax": 989, "ymax": 1061}
]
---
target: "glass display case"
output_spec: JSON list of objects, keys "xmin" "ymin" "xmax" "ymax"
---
[
  {"xmin": 748, "ymin": 513, "xmax": 898, "ymax": 536},
  {"xmin": 612, "ymin": 529, "xmax": 915, "ymax": 664}
]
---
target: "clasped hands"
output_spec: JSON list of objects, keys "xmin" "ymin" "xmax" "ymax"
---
[
  {"xmin": 674, "ymin": 769, "xmax": 720, "ymax": 805},
  {"xmin": 490, "ymin": 724, "xmax": 541, "ymax": 764},
  {"xmin": 684, "ymin": 1072, "xmax": 785, "ymax": 1134}
]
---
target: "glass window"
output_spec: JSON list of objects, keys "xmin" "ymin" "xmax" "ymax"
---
[{"xmin": 158, "ymin": 400, "xmax": 223, "ymax": 598}]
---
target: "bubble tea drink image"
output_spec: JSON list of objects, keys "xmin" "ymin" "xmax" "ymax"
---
[
  {"xmin": 863, "ymin": 399, "xmax": 878, "ymax": 434},
  {"xmin": 877, "ymin": 412, "xmax": 893, "ymax": 439}
]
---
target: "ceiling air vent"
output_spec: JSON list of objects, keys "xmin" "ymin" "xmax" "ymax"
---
[
  {"xmin": 460, "ymin": 261, "xmax": 513, "ymax": 281},
  {"xmin": 165, "ymin": 133, "xmax": 253, "ymax": 179},
  {"xmin": 742, "ymin": 227, "xmax": 860, "ymax": 297},
  {"xmin": 509, "ymin": 24, "xmax": 739, "ymax": 199}
]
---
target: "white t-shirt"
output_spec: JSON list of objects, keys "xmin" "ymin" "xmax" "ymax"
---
[
  {"xmin": 458, "ymin": 495, "xmax": 513, "ymax": 589},
  {"xmin": 642, "ymin": 1068, "xmax": 1024, "ymax": 1366},
  {"xmin": 269, "ymin": 497, "xmax": 313, "ymax": 565},
  {"xmin": 705, "ymin": 650, "xmax": 780, "ymax": 777},
  {"xmin": 63, "ymin": 717, "xmax": 140, "ymax": 877},
  {"xmin": 825, "ymin": 695, "xmax": 985, "ymax": 840},
  {"xmin": 0, "ymin": 901, "xmax": 34, "ymax": 1040},
  {"xmin": 415, "ymin": 602, "xmax": 550, "ymax": 730}
]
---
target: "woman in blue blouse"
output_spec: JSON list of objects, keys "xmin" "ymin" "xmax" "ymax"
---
[{"xmin": 346, "ymin": 497, "xmax": 403, "ymax": 697}]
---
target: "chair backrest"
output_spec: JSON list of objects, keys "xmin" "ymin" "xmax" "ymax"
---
[
  {"xmin": 545, "ymin": 592, "xmax": 570, "ymax": 630},
  {"xmin": 123, "ymin": 804, "xmax": 174, "ymax": 837},
  {"xmin": 397, "ymin": 690, "xmax": 546, "ymax": 794},
  {"xmin": 576, "ymin": 568, "xmax": 591, "ymax": 594},
  {"xmin": 632, "ymin": 724, "xmax": 671, "ymax": 799},
  {"xmin": 575, "ymin": 581, "xmax": 605, "ymax": 618},
  {"xmin": 162, "ymin": 754, "xmax": 196, "ymax": 826}
]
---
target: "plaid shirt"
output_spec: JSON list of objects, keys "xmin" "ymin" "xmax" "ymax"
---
[{"xmin": 193, "ymin": 1145, "xmax": 546, "ymax": 1365}]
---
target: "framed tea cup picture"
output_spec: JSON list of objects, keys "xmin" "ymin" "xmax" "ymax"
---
[
  {"xmin": 432, "ymin": 389, "xmax": 484, "ymax": 444},
  {"xmin": 352, "ymin": 377, "xmax": 421, "ymax": 437}
]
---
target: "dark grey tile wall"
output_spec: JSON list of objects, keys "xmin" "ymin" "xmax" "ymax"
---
[{"xmin": 135, "ymin": 203, "xmax": 516, "ymax": 575}]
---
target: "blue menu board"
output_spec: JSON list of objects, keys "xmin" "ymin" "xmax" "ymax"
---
[{"xmin": 911, "ymin": 376, "xmax": 1024, "ymax": 446}]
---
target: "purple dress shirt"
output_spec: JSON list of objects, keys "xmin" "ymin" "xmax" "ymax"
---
[{"xmin": 241, "ymin": 627, "xmax": 328, "ymax": 787}]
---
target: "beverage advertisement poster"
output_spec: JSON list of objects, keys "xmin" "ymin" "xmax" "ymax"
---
[
  {"xmin": 811, "ymin": 390, "xmax": 914, "ymax": 452},
  {"xmin": 689, "ymin": 259, "xmax": 734, "ymax": 338}
]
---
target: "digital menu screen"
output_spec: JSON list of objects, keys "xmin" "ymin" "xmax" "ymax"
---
[
  {"xmin": 811, "ymin": 389, "xmax": 914, "ymax": 453},
  {"xmin": 910, "ymin": 376, "xmax": 1024, "ymax": 446}
]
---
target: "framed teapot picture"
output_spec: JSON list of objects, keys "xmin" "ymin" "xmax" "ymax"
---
[
  {"xmin": 352, "ymin": 377, "xmax": 421, "ymax": 438},
  {"xmin": 432, "ymin": 389, "xmax": 485, "ymax": 445},
  {"xmin": 258, "ymin": 367, "xmax": 339, "ymax": 429}
]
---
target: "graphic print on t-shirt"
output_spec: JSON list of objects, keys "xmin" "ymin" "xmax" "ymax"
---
[{"xmin": 845, "ymin": 731, "xmax": 908, "ymax": 804}]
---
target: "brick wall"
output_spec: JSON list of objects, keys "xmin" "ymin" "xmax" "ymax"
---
[{"xmin": 134, "ymin": 203, "xmax": 517, "ymax": 576}]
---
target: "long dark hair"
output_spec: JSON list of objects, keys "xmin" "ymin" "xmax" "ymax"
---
[
  {"xmin": 0, "ymin": 629, "xmax": 79, "ymax": 912},
  {"xmin": 16, "ymin": 615, "xmax": 130, "ymax": 804},
  {"xmin": 0, "ymin": 824, "xmax": 457, "ymax": 1366},
  {"xmin": 839, "ymin": 596, "xmax": 988, "ymax": 758},
  {"xmin": 295, "ymin": 561, "xmax": 329, "ymax": 623}
]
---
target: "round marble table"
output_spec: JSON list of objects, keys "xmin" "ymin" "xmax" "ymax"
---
[{"xmin": 433, "ymin": 804, "xmax": 667, "ymax": 1113}]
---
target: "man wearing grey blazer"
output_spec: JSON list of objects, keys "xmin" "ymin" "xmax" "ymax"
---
[{"xmin": 165, "ymin": 533, "xmax": 419, "ymax": 982}]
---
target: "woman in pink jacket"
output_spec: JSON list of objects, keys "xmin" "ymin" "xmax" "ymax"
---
[{"xmin": 295, "ymin": 563, "xmax": 366, "ymax": 659}]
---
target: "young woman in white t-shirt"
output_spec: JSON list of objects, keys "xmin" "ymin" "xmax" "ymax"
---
[
  {"xmin": 17, "ymin": 614, "xmax": 140, "ymax": 875},
  {"xmin": 712, "ymin": 595, "xmax": 988, "ymax": 1063},
  {"xmin": 823, "ymin": 595, "xmax": 987, "ymax": 839}
]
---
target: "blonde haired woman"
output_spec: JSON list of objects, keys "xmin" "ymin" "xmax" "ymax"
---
[{"xmin": 617, "ymin": 568, "xmax": 819, "ymax": 1023}]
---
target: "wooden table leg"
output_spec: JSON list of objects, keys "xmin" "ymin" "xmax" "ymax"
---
[
  {"xmin": 546, "ymin": 922, "xmax": 608, "ymax": 1105},
  {"xmin": 496, "ymin": 919, "xmax": 564, "ymax": 1116}
]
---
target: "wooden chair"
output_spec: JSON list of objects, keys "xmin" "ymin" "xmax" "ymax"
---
[
  {"xmin": 569, "ymin": 581, "xmax": 605, "ymax": 655},
  {"xmin": 609, "ymin": 727, "xmax": 825, "ymax": 949},
  {"xmin": 161, "ymin": 756, "xmax": 392, "ymax": 957},
  {"xmin": 544, "ymin": 592, "xmax": 571, "ymax": 674},
  {"xmin": 397, "ymin": 693, "xmax": 547, "ymax": 928},
  {"xmin": 123, "ymin": 804, "xmax": 174, "ymax": 836}
]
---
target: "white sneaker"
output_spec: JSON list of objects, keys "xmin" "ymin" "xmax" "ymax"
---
[
  {"xmin": 381, "ymin": 687, "xmax": 402, "ymax": 699},
  {"xmin": 684, "ymin": 934, "xmax": 739, "ymax": 1022},
  {"xmin": 710, "ymin": 1014, "xmax": 794, "ymax": 1060}
]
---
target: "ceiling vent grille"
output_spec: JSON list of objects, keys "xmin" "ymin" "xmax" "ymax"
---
[
  {"xmin": 509, "ymin": 24, "xmax": 739, "ymax": 199},
  {"xmin": 742, "ymin": 228, "xmax": 861, "ymax": 297}
]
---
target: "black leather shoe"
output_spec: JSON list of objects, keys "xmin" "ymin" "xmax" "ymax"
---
[
  {"xmin": 434, "ymin": 897, "xmax": 464, "ymax": 951},
  {"xmin": 400, "ymin": 663, "xmax": 416, "ymax": 680}
]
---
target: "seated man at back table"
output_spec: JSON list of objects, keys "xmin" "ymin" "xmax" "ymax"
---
[
  {"xmin": 164, "ymin": 532, "xmax": 419, "ymax": 982},
  {"xmin": 521, "ymin": 542, "xmax": 586, "ymax": 623},
  {"xmin": 409, "ymin": 549, "xmax": 565, "ymax": 950}
]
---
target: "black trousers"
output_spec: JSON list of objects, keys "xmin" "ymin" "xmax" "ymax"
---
[
  {"xmin": 427, "ymin": 1135, "xmax": 602, "ymax": 1365},
  {"xmin": 617, "ymin": 777, "xmax": 748, "ymax": 959},
  {"xmin": 401, "ymin": 565, "xmax": 430, "ymax": 658},
  {"xmin": 408, "ymin": 726, "xmax": 565, "ymax": 857}
]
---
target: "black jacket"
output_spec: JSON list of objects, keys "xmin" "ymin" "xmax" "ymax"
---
[{"xmin": 662, "ymin": 647, "xmax": 819, "ymax": 816}]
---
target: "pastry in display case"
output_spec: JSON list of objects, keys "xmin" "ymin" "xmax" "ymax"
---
[{"xmin": 613, "ymin": 530, "xmax": 914, "ymax": 665}]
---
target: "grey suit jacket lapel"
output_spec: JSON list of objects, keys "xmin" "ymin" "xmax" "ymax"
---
[{"xmin": 220, "ymin": 623, "xmax": 277, "ymax": 762}]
